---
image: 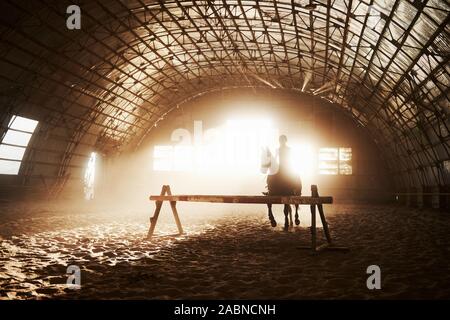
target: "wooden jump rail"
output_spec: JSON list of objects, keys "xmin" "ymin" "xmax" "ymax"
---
[{"xmin": 147, "ymin": 185, "xmax": 348, "ymax": 253}]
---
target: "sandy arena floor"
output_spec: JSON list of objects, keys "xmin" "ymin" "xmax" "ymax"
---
[{"xmin": 1, "ymin": 201, "xmax": 450, "ymax": 300}]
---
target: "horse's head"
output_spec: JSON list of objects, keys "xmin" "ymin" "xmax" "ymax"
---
[{"xmin": 260, "ymin": 147, "xmax": 272, "ymax": 170}]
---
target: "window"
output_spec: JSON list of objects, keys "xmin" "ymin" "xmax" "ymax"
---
[
  {"xmin": 84, "ymin": 152, "xmax": 97, "ymax": 200},
  {"xmin": 0, "ymin": 115, "xmax": 38, "ymax": 175},
  {"xmin": 319, "ymin": 147, "xmax": 352, "ymax": 175},
  {"xmin": 153, "ymin": 146, "xmax": 173, "ymax": 171},
  {"xmin": 444, "ymin": 160, "xmax": 450, "ymax": 173},
  {"xmin": 443, "ymin": 160, "xmax": 450, "ymax": 179},
  {"xmin": 318, "ymin": 148, "xmax": 339, "ymax": 175},
  {"xmin": 339, "ymin": 148, "xmax": 352, "ymax": 175}
]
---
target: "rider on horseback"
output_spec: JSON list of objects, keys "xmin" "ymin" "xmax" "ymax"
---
[{"xmin": 261, "ymin": 135, "xmax": 302, "ymax": 230}]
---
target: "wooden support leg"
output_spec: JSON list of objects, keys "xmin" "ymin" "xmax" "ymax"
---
[
  {"xmin": 297, "ymin": 185, "xmax": 349, "ymax": 253},
  {"xmin": 298, "ymin": 203, "xmax": 319, "ymax": 252},
  {"xmin": 166, "ymin": 186, "xmax": 184, "ymax": 235},
  {"xmin": 318, "ymin": 204, "xmax": 332, "ymax": 244},
  {"xmin": 311, "ymin": 185, "xmax": 332, "ymax": 245},
  {"xmin": 315, "ymin": 186, "xmax": 348, "ymax": 251},
  {"xmin": 310, "ymin": 203, "xmax": 317, "ymax": 251},
  {"xmin": 147, "ymin": 185, "xmax": 168, "ymax": 239},
  {"xmin": 147, "ymin": 185, "xmax": 185, "ymax": 240}
]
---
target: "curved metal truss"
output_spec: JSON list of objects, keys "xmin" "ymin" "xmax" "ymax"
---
[{"xmin": 0, "ymin": 0, "xmax": 448, "ymax": 191}]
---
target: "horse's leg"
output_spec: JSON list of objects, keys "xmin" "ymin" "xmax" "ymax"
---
[
  {"xmin": 267, "ymin": 204, "xmax": 277, "ymax": 227},
  {"xmin": 295, "ymin": 204, "xmax": 300, "ymax": 225},
  {"xmin": 283, "ymin": 204, "xmax": 290, "ymax": 231},
  {"xmin": 288, "ymin": 205, "xmax": 293, "ymax": 227}
]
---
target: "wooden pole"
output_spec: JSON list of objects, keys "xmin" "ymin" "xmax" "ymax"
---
[{"xmin": 149, "ymin": 194, "xmax": 333, "ymax": 204}]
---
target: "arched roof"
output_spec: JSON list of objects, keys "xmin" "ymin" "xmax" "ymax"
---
[{"xmin": 0, "ymin": 0, "xmax": 448, "ymax": 189}]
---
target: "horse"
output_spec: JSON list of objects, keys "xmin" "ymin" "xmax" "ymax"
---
[
  {"xmin": 261, "ymin": 144, "xmax": 302, "ymax": 231},
  {"xmin": 265, "ymin": 172, "xmax": 302, "ymax": 231}
]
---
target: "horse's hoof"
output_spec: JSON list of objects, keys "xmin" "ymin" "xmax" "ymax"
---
[
  {"xmin": 283, "ymin": 225, "xmax": 289, "ymax": 232},
  {"xmin": 270, "ymin": 219, "xmax": 277, "ymax": 227},
  {"xmin": 295, "ymin": 218, "xmax": 300, "ymax": 226},
  {"xmin": 290, "ymin": 222, "xmax": 294, "ymax": 227}
]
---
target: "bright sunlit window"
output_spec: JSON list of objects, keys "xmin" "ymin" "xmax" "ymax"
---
[
  {"xmin": 0, "ymin": 115, "xmax": 39, "ymax": 175},
  {"xmin": 153, "ymin": 119, "xmax": 278, "ymax": 174},
  {"xmin": 84, "ymin": 152, "xmax": 97, "ymax": 200},
  {"xmin": 319, "ymin": 147, "xmax": 352, "ymax": 175},
  {"xmin": 339, "ymin": 148, "xmax": 353, "ymax": 175},
  {"xmin": 444, "ymin": 160, "xmax": 450, "ymax": 174},
  {"xmin": 152, "ymin": 119, "xmax": 352, "ymax": 177}
]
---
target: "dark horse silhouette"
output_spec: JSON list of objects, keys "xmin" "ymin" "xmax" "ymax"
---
[{"xmin": 261, "ymin": 135, "xmax": 302, "ymax": 231}]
